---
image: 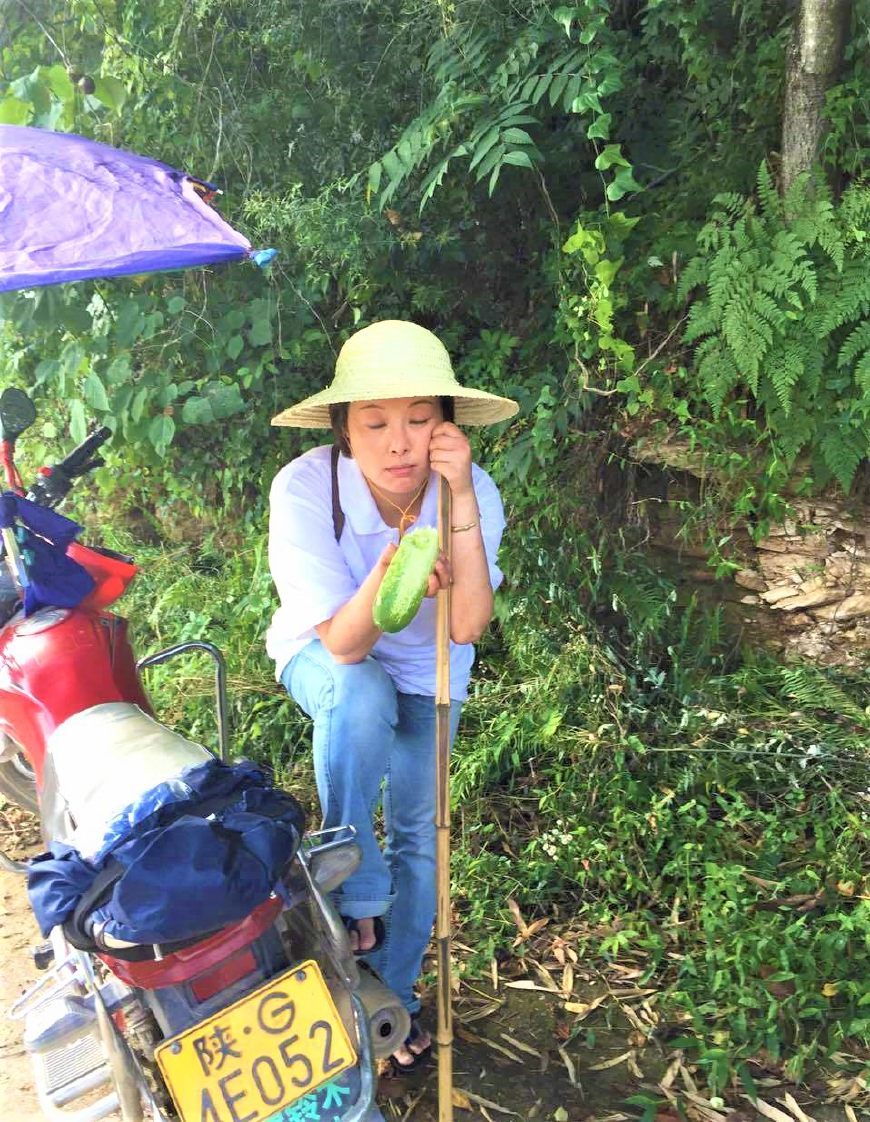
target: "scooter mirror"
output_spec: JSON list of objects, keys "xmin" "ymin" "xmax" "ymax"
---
[{"xmin": 0, "ymin": 389, "xmax": 36, "ymax": 443}]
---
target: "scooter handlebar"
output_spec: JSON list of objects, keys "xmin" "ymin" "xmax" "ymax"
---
[
  {"xmin": 26, "ymin": 426, "xmax": 112, "ymax": 508},
  {"xmin": 57, "ymin": 426, "xmax": 112, "ymax": 477}
]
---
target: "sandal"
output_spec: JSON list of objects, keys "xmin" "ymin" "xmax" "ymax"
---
[
  {"xmin": 340, "ymin": 914, "xmax": 385, "ymax": 957},
  {"xmin": 388, "ymin": 1018, "xmax": 432, "ymax": 1074}
]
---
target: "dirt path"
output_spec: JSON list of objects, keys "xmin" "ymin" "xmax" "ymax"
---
[
  {"xmin": 0, "ymin": 808, "xmax": 47, "ymax": 1121},
  {"xmin": 0, "ymin": 807, "xmax": 863, "ymax": 1122}
]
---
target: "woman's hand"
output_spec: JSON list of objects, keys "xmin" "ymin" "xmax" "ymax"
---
[
  {"xmin": 428, "ymin": 421, "xmax": 473, "ymax": 497},
  {"xmin": 424, "ymin": 552, "xmax": 451, "ymax": 598},
  {"xmin": 376, "ymin": 541, "xmax": 398, "ymax": 575}
]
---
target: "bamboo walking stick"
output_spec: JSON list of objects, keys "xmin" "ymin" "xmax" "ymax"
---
[{"xmin": 435, "ymin": 475, "xmax": 453, "ymax": 1122}]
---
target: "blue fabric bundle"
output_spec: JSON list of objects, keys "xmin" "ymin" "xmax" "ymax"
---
[
  {"xmin": 0, "ymin": 492, "xmax": 95, "ymax": 614},
  {"xmin": 27, "ymin": 759, "xmax": 306, "ymax": 945}
]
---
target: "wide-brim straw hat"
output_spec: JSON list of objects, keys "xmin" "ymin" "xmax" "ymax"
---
[{"xmin": 271, "ymin": 320, "xmax": 519, "ymax": 427}]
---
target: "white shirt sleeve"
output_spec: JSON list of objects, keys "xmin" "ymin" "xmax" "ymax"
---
[
  {"xmin": 473, "ymin": 464, "xmax": 506, "ymax": 593},
  {"xmin": 268, "ymin": 456, "xmax": 358, "ymax": 641}
]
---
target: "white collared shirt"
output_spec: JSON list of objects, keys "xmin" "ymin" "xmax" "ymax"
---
[{"xmin": 266, "ymin": 445, "xmax": 506, "ymax": 699}]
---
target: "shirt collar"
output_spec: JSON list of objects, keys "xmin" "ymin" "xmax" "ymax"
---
[{"xmin": 338, "ymin": 451, "xmax": 439, "ymax": 536}]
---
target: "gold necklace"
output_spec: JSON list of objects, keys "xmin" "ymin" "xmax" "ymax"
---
[{"xmin": 367, "ymin": 476, "xmax": 428, "ymax": 536}]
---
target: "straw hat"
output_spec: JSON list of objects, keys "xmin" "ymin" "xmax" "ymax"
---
[{"xmin": 271, "ymin": 320, "xmax": 519, "ymax": 427}]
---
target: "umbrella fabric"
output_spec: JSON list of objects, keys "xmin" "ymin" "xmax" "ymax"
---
[{"xmin": 0, "ymin": 126, "xmax": 252, "ymax": 292}]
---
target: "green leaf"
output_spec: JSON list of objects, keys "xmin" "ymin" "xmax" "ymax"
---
[
  {"xmin": 10, "ymin": 70, "xmax": 50, "ymax": 115},
  {"xmin": 181, "ymin": 397, "xmax": 214, "ymax": 424},
  {"xmin": 501, "ymin": 127, "xmax": 535, "ymax": 147},
  {"xmin": 41, "ymin": 64, "xmax": 74, "ymax": 102},
  {"xmin": 502, "ymin": 150, "xmax": 535, "ymax": 170},
  {"xmin": 82, "ymin": 372, "xmax": 110, "ymax": 411},
  {"xmin": 0, "ymin": 97, "xmax": 31, "ymax": 125},
  {"xmin": 226, "ymin": 335, "xmax": 244, "ymax": 360},
  {"xmin": 594, "ymin": 144, "xmax": 628, "ymax": 172},
  {"xmin": 209, "ymin": 383, "xmax": 245, "ymax": 419},
  {"xmin": 468, "ymin": 127, "xmax": 500, "ymax": 172},
  {"xmin": 130, "ymin": 387, "xmax": 149, "ymax": 424},
  {"xmin": 474, "ymin": 143, "xmax": 506, "ymax": 183},
  {"xmin": 182, "ymin": 383, "xmax": 245, "ymax": 424},
  {"xmin": 595, "ymin": 257, "xmax": 623, "ymax": 288},
  {"xmin": 92, "ymin": 76, "xmax": 128, "ymax": 112},
  {"xmin": 553, "ymin": 7, "xmax": 576, "ymax": 36},
  {"xmin": 249, "ymin": 317, "xmax": 272, "ymax": 347},
  {"xmin": 148, "ymin": 413, "xmax": 176, "ymax": 453},
  {"xmin": 586, "ymin": 113, "xmax": 612, "ymax": 141},
  {"xmin": 167, "ymin": 296, "xmax": 186, "ymax": 315},
  {"xmin": 69, "ymin": 399, "xmax": 87, "ymax": 444},
  {"xmin": 606, "ymin": 167, "xmax": 642, "ymax": 201}
]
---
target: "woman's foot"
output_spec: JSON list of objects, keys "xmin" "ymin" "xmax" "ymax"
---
[
  {"xmin": 341, "ymin": 915, "xmax": 385, "ymax": 955},
  {"xmin": 389, "ymin": 1019, "xmax": 432, "ymax": 1073}
]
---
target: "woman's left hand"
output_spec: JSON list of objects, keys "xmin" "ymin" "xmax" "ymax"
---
[
  {"xmin": 428, "ymin": 421, "xmax": 473, "ymax": 497},
  {"xmin": 424, "ymin": 552, "xmax": 451, "ymax": 598}
]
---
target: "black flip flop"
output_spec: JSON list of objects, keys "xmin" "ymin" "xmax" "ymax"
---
[
  {"xmin": 340, "ymin": 914, "xmax": 386, "ymax": 957},
  {"xmin": 388, "ymin": 1018, "xmax": 432, "ymax": 1075}
]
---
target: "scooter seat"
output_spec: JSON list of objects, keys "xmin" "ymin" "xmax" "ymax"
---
[{"xmin": 47, "ymin": 702, "xmax": 212, "ymax": 858}]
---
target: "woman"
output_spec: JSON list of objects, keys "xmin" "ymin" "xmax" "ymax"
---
[{"xmin": 266, "ymin": 320, "xmax": 517, "ymax": 1070}]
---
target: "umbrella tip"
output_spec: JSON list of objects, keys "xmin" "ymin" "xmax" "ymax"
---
[{"xmin": 251, "ymin": 248, "xmax": 278, "ymax": 269}]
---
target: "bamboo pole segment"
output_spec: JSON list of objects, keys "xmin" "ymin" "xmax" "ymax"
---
[{"xmin": 435, "ymin": 474, "xmax": 453, "ymax": 1122}]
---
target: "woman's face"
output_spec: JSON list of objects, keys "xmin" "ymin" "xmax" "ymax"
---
[{"xmin": 346, "ymin": 396, "xmax": 443, "ymax": 500}]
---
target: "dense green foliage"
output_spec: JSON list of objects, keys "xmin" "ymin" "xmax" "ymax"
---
[{"xmin": 1, "ymin": 0, "xmax": 869, "ymax": 1102}]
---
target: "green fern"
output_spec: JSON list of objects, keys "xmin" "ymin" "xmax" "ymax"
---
[
  {"xmin": 779, "ymin": 667, "xmax": 870, "ymax": 727},
  {"xmin": 682, "ymin": 170, "xmax": 870, "ymax": 492}
]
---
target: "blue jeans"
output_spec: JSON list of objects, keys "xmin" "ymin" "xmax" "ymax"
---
[{"xmin": 282, "ymin": 640, "xmax": 462, "ymax": 1014}]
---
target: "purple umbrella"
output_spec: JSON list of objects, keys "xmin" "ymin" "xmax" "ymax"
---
[{"xmin": 0, "ymin": 125, "xmax": 261, "ymax": 292}]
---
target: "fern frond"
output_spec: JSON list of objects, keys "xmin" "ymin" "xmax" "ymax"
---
[
  {"xmin": 820, "ymin": 428, "xmax": 865, "ymax": 493},
  {"xmin": 765, "ymin": 345, "xmax": 804, "ymax": 414},
  {"xmin": 698, "ymin": 342, "xmax": 739, "ymax": 416},
  {"xmin": 837, "ymin": 320, "xmax": 870, "ymax": 369},
  {"xmin": 779, "ymin": 666, "xmax": 870, "ymax": 727},
  {"xmin": 855, "ymin": 349, "xmax": 870, "ymax": 394},
  {"xmin": 815, "ymin": 260, "xmax": 870, "ymax": 333},
  {"xmin": 683, "ymin": 301, "xmax": 717, "ymax": 344},
  {"xmin": 839, "ymin": 181, "xmax": 870, "ymax": 236},
  {"xmin": 677, "ymin": 257, "xmax": 709, "ymax": 301},
  {"xmin": 756, "ymin": 162, "xmax": 782, "ymax": 221}
]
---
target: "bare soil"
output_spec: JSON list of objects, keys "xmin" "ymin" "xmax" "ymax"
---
[{"xmin": 0, "ymin": 806, "xmax": 865, "ymax": 1122}]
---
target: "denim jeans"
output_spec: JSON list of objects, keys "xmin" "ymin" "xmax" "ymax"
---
[{"xmin": 282, "ymin": 639, "xmax": 462, "ymax": 1014}]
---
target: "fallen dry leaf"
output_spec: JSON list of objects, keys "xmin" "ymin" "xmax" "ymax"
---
[
  {"xmin": 627, "ymin": 1050, "xmax": 644, "ymax": 1079},
  {"xmin": 779, "ymin": 1092, "xmax": 817, "ymax": 1122},
  {"xmin": 504, "ymin": 980, "xmax": 561, "ymax": 994},
  {"xmin": 499, "ymin": 1032, "xmax": 543, "ymax": 1060},
  {"xmin": 557, "ymin": 1044, "xmax": 579, "ymax": 1087},
  {"xmin": 588, "ymin": 1050, "xmax": 632, "ymax": 1071},
  {"xmin": 460, "ymin": 1000, "xmax": 504, "ymax": 1023},
  {"xmin": 456, "ymin": 1088, "xmax": 517, "ymax": 1116},
  {"xmin": 564, "ymin": 993, "xmax": 607, "ymax": 1018},
  {"xmin": 658, "ymin": 1053, "xmax": 683, "ymax": 1092},
  {"xmin": 452, "ymin": 1088, "xmax": 473, "ymax": 1111},
  {"xmin": 741, "ymin": 1096, "xmax": 793, "ymax": 1122},
  {"xmin": 507, "ymin": 897, "xmax": 529, "ymax": 937}
]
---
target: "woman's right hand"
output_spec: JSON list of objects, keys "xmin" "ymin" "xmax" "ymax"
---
[{"xmin": 376, "ymin": 541, "xmax": 398, "ymax": 577}]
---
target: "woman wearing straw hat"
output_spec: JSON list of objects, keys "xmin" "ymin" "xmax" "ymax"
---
[{"xmin": 266, "ymin": 320, "xmax": 517, "ymax": 1071}]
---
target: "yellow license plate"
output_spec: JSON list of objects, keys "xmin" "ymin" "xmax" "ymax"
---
[{"xmin": 156, "ymin": 960, "xmax": 356, "ymax": 1122}]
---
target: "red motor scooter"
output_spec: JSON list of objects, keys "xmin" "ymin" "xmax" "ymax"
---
[{"xmin": 0, "ymin": 387, "xmax": 406, "ymax": 1122}]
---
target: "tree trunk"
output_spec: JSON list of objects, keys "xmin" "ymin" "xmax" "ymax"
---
[{"xmin": 780, "ymin": 0, "xmax": 853, "ymax": 194}]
